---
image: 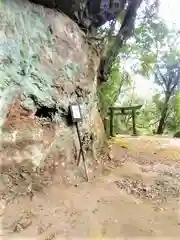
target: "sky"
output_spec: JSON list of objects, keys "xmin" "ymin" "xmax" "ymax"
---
[
  {"xmin": 159, "ymin": 0, "xmax": 180, "ymax": 28},
  {"xmin": 134, "ymin": 0, "xmax": 180, "ymax": 101}
]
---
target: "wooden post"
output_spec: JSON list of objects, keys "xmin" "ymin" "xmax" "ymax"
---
[
  {"xmin": 75, "ymin": 122, "xmax": 88, "ymax": 181},
  {"xmin": 132, "ymin": 109, "xmax": 136, "ymax": 136},
  {"xmin": 110, "ymin": 107, "xmax": 114, "ymax": 137}
]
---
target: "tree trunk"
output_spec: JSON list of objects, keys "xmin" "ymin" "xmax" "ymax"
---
[
  {"xmin": 156, "ymin": 95, "xmax": 170, "ymax": 134},
  {"xmin": 156, "ymin": 107, "xmax": 168, "ymax": 134}
]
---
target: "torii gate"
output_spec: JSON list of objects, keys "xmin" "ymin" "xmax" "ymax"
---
[{"xmin": 108, "ymin": 105, "xmax": 142, "ymax": 137}]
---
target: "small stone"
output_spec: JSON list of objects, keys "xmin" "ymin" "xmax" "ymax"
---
[
  {"xmin": 54, "ymin": 161, "xmax": 58, "ymax": 167},
  {"xmin": 92, "ymin": 208, "xmax": 98, "ymax": 214},
  {"xmin": 45, "ymin": 233, "xmax": 56, "ymax": 240},
  {"xmin": 13, "ymin": 223, "xmax": 23, "ymax": 233},
  {"xmin": 0, "ymin": 199, "xmax": 6, "ymax": 216}
]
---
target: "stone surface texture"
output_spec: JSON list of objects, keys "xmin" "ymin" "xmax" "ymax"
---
[{"xmin": 0, "ymin": 0, "xmax": 105, "ymax": 198}]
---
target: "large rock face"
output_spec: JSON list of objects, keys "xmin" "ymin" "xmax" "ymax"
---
[{"xmin": 0, "ymin": 0, "xmax": 105, "ymax": 197}]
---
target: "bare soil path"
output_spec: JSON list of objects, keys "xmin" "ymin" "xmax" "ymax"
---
[{"xmin": 1, "ymin": 135, "xmax": 180, "ymax": 239}]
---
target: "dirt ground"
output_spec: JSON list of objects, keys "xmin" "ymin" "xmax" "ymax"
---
[{"xmin": 1, "ymin": 135, "xmax": 180, "ymax": 239}]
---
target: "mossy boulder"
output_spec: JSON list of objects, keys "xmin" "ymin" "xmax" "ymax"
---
[{"xmin": 0, "ymin": 0, "xmax": 105, "ymax": 192}]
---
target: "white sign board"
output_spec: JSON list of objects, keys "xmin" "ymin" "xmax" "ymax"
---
[
  {"xmin": 69, "ymin": 103, "xmax": 82, "ymax": 123},
  {"xmin": 71, "ymin": 105, "xmax": 81, "ymax": 119}
]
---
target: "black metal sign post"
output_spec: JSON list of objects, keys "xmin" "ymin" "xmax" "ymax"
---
[{"xmin": 69, "ymin": 103, "xmax": 88, "ymax": 181}]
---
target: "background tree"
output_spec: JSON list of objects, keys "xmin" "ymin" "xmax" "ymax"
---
[
  {"xmin": 98, "ymin": 60, "xmax": 131, "ymax": 118},
  {"xmin": 164, "ymin": 92, "xmax": 180, "ymax": 133},
  {"xmin": 155, "ymin": 63, "xmax": 180, "ymax": 134},
  {"xmin": 101, "ymin": 1, "xmax": 180, "ymax": 136}
]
